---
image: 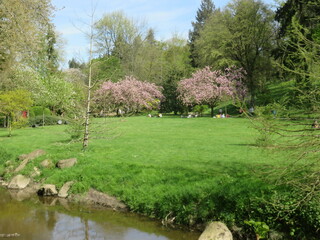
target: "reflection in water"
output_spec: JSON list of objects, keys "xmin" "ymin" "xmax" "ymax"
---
[{"xmin": 0, "ymin": 188, "xmax": 199, "ymax": 240}]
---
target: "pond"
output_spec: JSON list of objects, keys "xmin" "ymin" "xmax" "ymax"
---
[{"xmin": 0, "ymin": 188, "xmax": 200, "ymax": 240}]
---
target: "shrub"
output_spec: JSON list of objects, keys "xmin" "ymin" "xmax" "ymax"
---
[
  {"xmin": 0, "ymin": 146, "xmax": 13, "ymax": 176},
  {"xmin": 29, "ymin": 106, "xmax": 51, "ymax": 118},
  {"xmin": 28, "ymin": 115, "xmax": 66, "ymax": 126},
  {"xmin": 193, "ymin": 105, "xmax": 209, "ymax": 115}
]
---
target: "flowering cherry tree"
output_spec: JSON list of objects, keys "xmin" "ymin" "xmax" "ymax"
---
[
  {"xmin": 177, "ymin": 66, "xmax": 246, "ymax": 116},
  {"xmin": 94, "ymin": 76, "xmax": 164, "ymax": 115}
]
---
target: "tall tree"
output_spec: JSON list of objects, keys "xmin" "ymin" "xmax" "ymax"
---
[
  {"xmin": 275, "ymin": 0, "xmax": 320, "ymax": 107},
  {"xmin": 83, "ymin": 7, "xmax": 95, "ymax": 150},
  {"xmin": 195, "ymin": 0, "xmax": 275, "ymax": 106},
  {"xmin": 189, "ymin": 0, "xmax": 215, "ymax": 67},
  {"xmin": 0, "ymin": 0, "xmax": 55, "ymax": 89}
]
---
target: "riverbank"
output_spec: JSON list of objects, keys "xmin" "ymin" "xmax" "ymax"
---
[
  {"xmin": 1, "ymin": 116, "xmax": 319, "ymax": 239},
  {"xmin": 0, "ymin": 187, "xmax": 200, "ymax": 240}
]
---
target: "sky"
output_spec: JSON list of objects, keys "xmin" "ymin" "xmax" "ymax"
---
[{"xmin": 51, "ymin": 0, "xmax": 276, "ymax": 68}]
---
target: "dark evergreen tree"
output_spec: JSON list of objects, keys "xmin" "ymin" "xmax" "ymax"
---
[
  {"xmin": 188, "ymin": 0, "xmax": 215, "ymax": 67},
  {"xmin": 160, "ymin": 68, "xmax": 185, "ymax": 114},
  {"xmin": 68, "ymin": 58, "xmax": 85, "ymax": 69}
]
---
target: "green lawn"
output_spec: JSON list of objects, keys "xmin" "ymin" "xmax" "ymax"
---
[{"xmin": 0, "ymin": 116, "xmax": 291, "ymax": 232}]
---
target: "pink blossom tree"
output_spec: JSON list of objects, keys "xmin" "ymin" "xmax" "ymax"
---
[
  {"xmin": 94, "ymin": 76, "xmax": 164, "ymax": 115},
  {"xmin": 177, "ymin": 66, "xmax": 246, "ymax": 116}
]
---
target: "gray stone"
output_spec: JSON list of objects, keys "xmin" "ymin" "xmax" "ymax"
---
[
  {"xmin": 31, "ymin": 167, "xmax": 41, "ymax": 177},
  {"xmin": 58, "ymin": 181, "xmax": 74, "ymax": 198},
  {"xmin": 18, "ymin": 149, "xmax": 46, "ymax": 161},
  {"xmin": 15, "ymin": 149, "xmax": 46, "ymax": 173},
  {"xmin": 40, "ymin": 159, "xmax": 54, "ymax": 168},
  {"xmin": 8, "ymin": 183, "xmax": 41, "ymax": 201},
  {"xmin": 37, "ymin": 184, "xmax": 58, "ymax": 196},
  {"xmin": 56, "ymin": 158, "xmax": 77, "ymax": 169},
  {"xmin": 198, "ymin": 222, "xmax": 233, "ymax": 240},
  {"xmin": 71, "ymin": 188, "xmax": 128, "ymax": 211},
  {"xmin": 0, "ymin": 178, "xmax": 8, "ymax": 187},
  {"xmin": 8, "ymin": 175, "xmax": 30, "ymax": 189}
]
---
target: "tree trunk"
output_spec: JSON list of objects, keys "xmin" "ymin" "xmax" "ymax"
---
[
  {"xmin": 42, "ymin": 107, "xmax": 45, "ymax": 127},
  {"xmin": 210, "ymin": 105, "xmax": 214, "ymax": 117},
  {"xmin": 8, "ymin": 116, "xmax": 12, "ymax": 137},
  {"xmin": 82, "ymin": 8, "xmax": 95, "ymax": 150}
]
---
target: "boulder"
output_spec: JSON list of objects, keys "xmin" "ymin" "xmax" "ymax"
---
[
  {"xmin": 71, "ymin": 188, "xmax": 128, "ymax": 211},
  {"xmin": 58, "ymin": 181, "xmax": 74, "ymax": 198},
  {"xmin": 37, "ymin": 184, "xmax": 58, "ymax": 196},
  {"xmin": 8, "ymin": 182, "xmax": 40, "ymax": 201},
  {"xmin": 56, "ymin": 158, "xmax": 77, "ymax": 169},
  {"xmin": 15, "ymin": 149, "xmax": 46, "ymax": 173},
  {"xmin": 7, "ymin": 175, "xmax": 30, "ymax": 189},
  {"xmin": 199, "ymin": 222, "xmax": 233, "ymax": 240},
  {"xmin": 40, "ymin": 159, "xmax": 54, "ymax": 168},
  {"xmin": 18, "ymin": 149, "xmax": 46, "ymax": 161},
  {"xmin": 0, "ymin": 177, "xmax": 8, "ymax": 187}
]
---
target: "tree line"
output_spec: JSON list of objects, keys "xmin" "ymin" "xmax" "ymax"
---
[
  {"xmin": 0, "ymin": 0, "xmax": 318, "ymax": 141},
  {"xmin": 1, "ymin": 0, "xmax": 319, "ymax": 117},
  {"xmin": 0, "ymin": 0, "xmax": 319, "ymax": 129}
]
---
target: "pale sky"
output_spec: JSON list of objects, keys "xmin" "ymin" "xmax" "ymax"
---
[{"xmin": 51, "ymin": 0, "xmax": 277, "ymax": 68}]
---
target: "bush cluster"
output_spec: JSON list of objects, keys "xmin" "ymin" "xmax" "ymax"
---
[{"xmin": 28, "ymin": 115, "xmax": 66, "ymax": 126}]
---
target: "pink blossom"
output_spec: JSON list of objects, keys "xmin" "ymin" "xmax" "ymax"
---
[
  {"xmin": 94, "ymin": 76, "xmax": 164, "ymax": 113},
  {"xmin": 177, "ymin": 66, "xmax": 246, "ymax": 114}
]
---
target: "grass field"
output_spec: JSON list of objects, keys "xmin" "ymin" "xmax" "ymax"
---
[{"xmin": 0, "ymin": 116, "xmax": 302, "ymax": 236}]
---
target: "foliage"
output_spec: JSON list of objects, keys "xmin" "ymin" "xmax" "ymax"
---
[
  {"xmin": 160, "ymin": 70, "xmax": 185, "ymax": 114},
  {"xmin": 0, "ymin": 146, "xmax": 13, "ymax": 176},
  {"xmin": 28, "ymin": 115, "xmax": 65, "ymax": 127},
  {"xmin": 94, "ymin": 76, "xmax": 164, "ymax": 114},
  {"xmin": 275, "ymin": 2, "xmax": 320, "ymax": 108},
  {"xmin": 93, "ymin": 11, "xmax": 192, "ymax": 87},
  {"xmin": 32, "ymin": 74, "xmax": 83, "ymax": 116},
  {"xmin": 189, "ymin": 0, "xmax": 215, "ymax": 67},
  {"xmin": 68, "ymin": 58, "xmax": 85, "ymax": 69},
  {"xmin": 90, "ymin": 56, "xmax": 124, "ymax": 84},
  {"xmin": 160, "ymin": 44, "xmax": 193, "ymax": 114},
  {"xmin": 0, "ymin": 90, "xmax": 33, "ymax": 136},
  {"xmin": 0, "ymin": 0, "xmax": 56, "ymax": 89},
  {"xmin": 193, "ymin": 105, "xmax": 209, "ymax": 115},
  {"xmin": 94, "ymin": 11, "xmax": 144, "ymax": 57},
  {"xmin": 29, "ymin": 106, "xmax": 51, "ymax": 118},
  {"xmin": 244, "ymin": 220, "xmax": 270, "ymax": 239},
  {"xmin": 65, "ymin": 119, "xmax": 85, "ymax": 141},
  {"xmin": 195, "ymin": 0, "xmax": 275, "ymax": 105}
]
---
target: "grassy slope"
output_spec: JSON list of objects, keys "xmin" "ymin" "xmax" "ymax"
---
[{"xmin": 0, "ymin": 116, "xmax": 284, "ymax": 227}]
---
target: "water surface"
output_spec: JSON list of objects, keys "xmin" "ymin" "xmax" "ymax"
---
[{"xmin": 0, "ymin": 188, "xmax": 200, "ymax": 240}]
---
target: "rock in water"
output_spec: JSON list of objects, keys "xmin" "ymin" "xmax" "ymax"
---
[
  {"xmin": 198, "ymin": 222, "xmax": 233, "ymax": 240},
  {"xmin": 8, "ymin": 175, "xmax": 30, "ymax": 189},
  {"xmin": 58, "ymin": 181, "xmax": 74, "ymax": 198},
  {"xmin": 37, "ymin": 184, "xmax": 58, "ymax": 196}
]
